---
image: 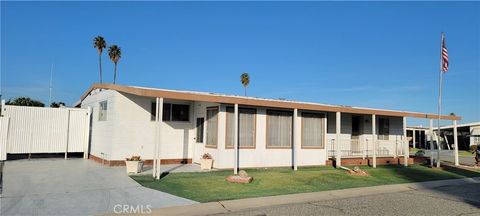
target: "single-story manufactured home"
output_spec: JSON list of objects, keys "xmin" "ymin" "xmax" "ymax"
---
[{"xmin": 78, "ymin": 83, "xmax": 461, "ymax": 176}]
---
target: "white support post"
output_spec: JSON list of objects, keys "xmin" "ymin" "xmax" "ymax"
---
[
  {"xmin": 335, "ymin": 112, "xmax": 341, "ymax": 168},
  {"xmin": 234, "ymin": 104, "xmax": 239, "ymax": 174},
  {"xmin": 154, "ymin": 97, "xmax": 164, "ymax": 179},
  {"xmin": 394, "ymin": 136, "xmax": 398, "ymax": 159},
  {"xmin": 423, "ymin": 130, "xmax": 427, "ymax": 149},
  {"xmin": 403, "ymin": 117, "xmax": 408, "ymax": 167},
  {"xmin": 412, "ymin": 129, "xmax": 416, "ymax": 149},
  {"xmin": 362, "ymin": 137, "xmax": 366, "ymax": 160},
  {"xmin": 153, "ymin": 99, "xmax": 158, "ymax": 178},
  {"xmin": 429, "ymin": 119, "xmax": 434, "ymax": 167},
  {"xmin": 293, "ymin": 108, "xmax": 299, "ymax": 171},
  {"xmin": 453, "ymin": 120, "xmax": 459, "ymax": 166},
  {"xmin": 436, "ymin": 125, "xmax": 441, "ymax": 168},
  {"xmin": 372, "ymin": 114, "xmax": 376, "ymax": 168},
  {"xmin": 83, "ymin": 107, "xmax": 92, "ymax": 159}
]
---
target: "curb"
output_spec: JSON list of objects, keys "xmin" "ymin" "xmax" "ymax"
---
[{"xmin": 116, "ymin": 177, "xmax": 480, "ymax": 216}]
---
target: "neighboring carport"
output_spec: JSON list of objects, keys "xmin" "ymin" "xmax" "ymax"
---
[{"xmin": 0, "ymin": 158, "xmax": 196, "ymax": 215}]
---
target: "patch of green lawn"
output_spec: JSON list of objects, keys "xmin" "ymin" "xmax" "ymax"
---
[
  {"xmin": 458, "ymin": 150, "xmax": 476, "ymax": 157},
  {"xmin": 132, "ymin": 165, "xmax": 480, "ymax": 202}
]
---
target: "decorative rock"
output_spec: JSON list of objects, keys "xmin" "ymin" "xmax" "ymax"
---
[
  {"xmin": 348, "ymin": 167, "xmax": 369, "ymax": 176},
  {"xmin": 226, "ymin": 175, "xmax": 253, "ymax": 184},
  {"xmin": 238, "ymin": 170, "xmax": 249, "ymax": 178}
]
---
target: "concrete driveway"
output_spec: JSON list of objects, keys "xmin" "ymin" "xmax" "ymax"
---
[
  {"xmin": 0, "ymin": 158, "xmax": 196, "ymax": 216},
  {"xmin": 424, "ymin": 150, "xmax": 477, "ymax": 166}
]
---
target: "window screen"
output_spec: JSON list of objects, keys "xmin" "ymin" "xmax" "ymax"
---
[
  {"xmin": 301, "ymin": 113, "xmax": 325, "ymax": 148},
  {"xmin": 266, "ymin": 110, "xmax": 292, "ymax": 148},
  {"xmin": 206, "ymin": 107, "xmax": 219, "ymax": 148},
  {"xmin": 226, "ymin": 107, "xmax": 256, "ymax": 148},
  {"xmin": 98, "ymin": 101, "xmax": 108, "ymax": 121}
]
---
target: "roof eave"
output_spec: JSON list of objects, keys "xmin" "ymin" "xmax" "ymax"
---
[{"xmin": 79, "ymin": 83, "xmax": 462, "ymax": 121}]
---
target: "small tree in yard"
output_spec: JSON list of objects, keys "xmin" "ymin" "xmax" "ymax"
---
[
  {"xmin": 50, "ymin": 102, "xmax": 66, "ymax": 108},
  {"xmin": 6, "ymin": 97, "xmax": 44, "ymax": 107}
]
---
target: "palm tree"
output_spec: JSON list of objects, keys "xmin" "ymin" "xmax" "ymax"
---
[
  {"xmin": 93, "ymin": 36, "xmax": 107, "ymax": 83},
  {"xmin": 108, "ymin": 45, "xmax": 122, "ymax": 84},
  {"xmin": 240, "ymin": 72, "xmax": 250, "ymax": 96}
]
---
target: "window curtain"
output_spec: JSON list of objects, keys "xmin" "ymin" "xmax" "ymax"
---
[
  {"xmin": 267, "ymin": 110, "xmax": 292, "ymax": 148},
  {"xmin": 226, "ymin": 108, "xmax": 255, "ymax": 148},
  {"xmin": 206, "ymin": 107, "xmax": 218, "ymax": 147},
  {"xmin": 226, "ymin": 108, "xmax": 235, "ymax": 148},
  {"xmin": 302, "ymin": 113, "xmax": 325, "ymax": 148}
]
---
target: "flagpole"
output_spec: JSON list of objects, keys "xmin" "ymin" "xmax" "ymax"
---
[{"xmin": 436, "ymin": 32, "xmax": 444, "ymax": 168}]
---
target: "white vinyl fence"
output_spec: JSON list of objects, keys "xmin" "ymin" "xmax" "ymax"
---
[
  {"xmin": 0, "ymin": 105, "xmax": 91, "ymax": 160},
  {"xmin": 0, "ymin": 117, "xmax": 9, "ymax": 160}
]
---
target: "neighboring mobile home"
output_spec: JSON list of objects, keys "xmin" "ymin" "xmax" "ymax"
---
[
  {"xmin": 407, "ymin": 122, "xmax": 480, "ymax": 151},
  {"xmin": 78, "ymin": 83, "xmax": 461, "ymax": 170}
]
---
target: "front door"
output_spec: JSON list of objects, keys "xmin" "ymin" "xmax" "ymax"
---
[
  {"xmin": 193, "ymin": 117, "xmax": 205, "ymax": 164},
  {"xmin": 351, "ymin": 116, "xmax": 361, "ymax": 154}
]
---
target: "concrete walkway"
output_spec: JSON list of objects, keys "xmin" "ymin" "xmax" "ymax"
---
[
  {"xmin": 136, "ymin": 177, "xmax": 480, "ymax": 216},
  {"xmin": 0, "ymin": 158, "xmax": 196, "ymax": 215}
]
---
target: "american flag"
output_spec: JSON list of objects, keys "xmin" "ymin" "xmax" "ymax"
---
[{"xmin": 442, "ymin": 35, "xmax": 449, "ymax": 73}]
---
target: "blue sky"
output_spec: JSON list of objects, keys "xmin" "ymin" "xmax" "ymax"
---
[{"xmin": 1, "ymin": 1, "xmax": 479, "ymax": 126}]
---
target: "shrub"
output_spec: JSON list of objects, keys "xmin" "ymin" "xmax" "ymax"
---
[
  {"xmin": 470, "ymin": 145, "xmax": 478, "ymax": 152},
  {"xmin": 126, "ymin": 156, "xmax": 141, "ymax": 161},
  {"xmin": 201, "ymin": 153, "xmax": 212, "ymax": 159}
]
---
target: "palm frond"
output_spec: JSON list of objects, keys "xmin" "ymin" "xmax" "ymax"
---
[
  {"xmin": 240, "ymin": 72, "xmax": 250, "ymax": 87},
  {"xmin": 93, "ymin": 36, "xmax": 107, "ymax": 52},
  {"xmin": 108, "ymin": 45, "xmax": 122, "ymax": 63}
]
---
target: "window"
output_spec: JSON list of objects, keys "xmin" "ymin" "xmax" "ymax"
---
[
  {"xmin": 226, "ymin": 107, "xmax": 256, "ymax": 148},
  {"xmin": 301, "ymin": 113, "xmax": 325, "ymax": 148},
  {"xmin": 473, "ymin": 136, "xmax": 480, "ymax": 145},
  {"xmin": 162, "ymin": 103, "xmax": 189, "ymax": 122},
  {"xmin": 266, "ymin": 110, "xmax": 292, "ymax": 148},
  {"xmin": 98, "ymin": 101, "xmax": 108, "ymax": 121},
  {"xmin": 162, "ymin": 103, "xmax": 171, "ymax": 121},
  {"xmin": 151, "ymin": 102, "xmax": 157, "ymax": 121},
  {"xmin": 378, "ymin": 118, "xmax": 390, "ymax": 140},
  {"xmin": 205, "ymin": 107, "xmax": 219, "ymax": 148},
  {"xmin": 196, "ymin": 118, "xmax": 204, "ymax": 143}
]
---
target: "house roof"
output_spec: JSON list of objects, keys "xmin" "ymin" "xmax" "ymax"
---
[
  {"xmin": 79, "ymin": 83, "xmax": 461, "ymax": 120},
  {"xmin": 437, "ymin": 121, "xmax": 480, "ymax": 130}
]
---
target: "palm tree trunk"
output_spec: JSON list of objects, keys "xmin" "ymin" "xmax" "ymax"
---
[
  {"xmin": 99, "ymin": 54, "xmax": 102, "ymax": 83},
  {"xmin": 244, "ymin": 87, "xmax": 247, "ymax": 96},
  {"xmin": 113, "ymin": 63, "xmax": 117, "ymax": 84}
]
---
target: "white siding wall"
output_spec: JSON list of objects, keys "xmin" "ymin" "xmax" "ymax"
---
[
  {"xmin": 81, "ymin": 90, "xmax": 117, "ymax": 160},
  {"xmin": 212, "ymin": 107, "xmax": 294, "ymax": 169},
  {"xmin": 83, "ymin": 91, "xmax": 202, "ymax": 161}
]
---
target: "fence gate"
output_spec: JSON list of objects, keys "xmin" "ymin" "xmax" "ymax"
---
[{"xmin": 0, "ymin": 105, "xmax": 91, "ymax": 160}]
